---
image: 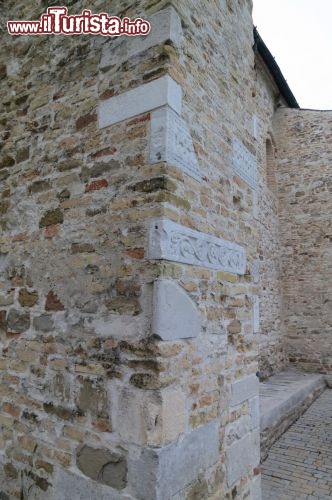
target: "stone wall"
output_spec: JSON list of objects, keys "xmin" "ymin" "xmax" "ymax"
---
[
  {"xmin": 253, "ymin": 61, "xmax": 286, "ymax": 378},
  {"xmin": 274, "ymin": 109, "xmax": 332, "ymax": 374},
  {"xmin": 0, "ymin": 0, "xmax": 297, "ymax": 498}
]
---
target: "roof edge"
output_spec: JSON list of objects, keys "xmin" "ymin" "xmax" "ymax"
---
[{"xmin": 253, "ymin": 27, "xmax": 300, "ymax": 109}]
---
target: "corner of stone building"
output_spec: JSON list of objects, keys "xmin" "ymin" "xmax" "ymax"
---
[{"xmin": 0, "ymin": 1, "xmax": 265, "ymax": 499}]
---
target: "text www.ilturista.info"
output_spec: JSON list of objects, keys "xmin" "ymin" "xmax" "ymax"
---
[{"xmin": 7, "ymin": 7, "xmax": 151, "ymax": 36}]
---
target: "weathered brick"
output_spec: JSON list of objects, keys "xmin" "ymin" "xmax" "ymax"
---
[
  {"xmin": 76, "ymin": 112, "xmax": 97, "ymax": 130},
  {"xmin": 85, "ymin": 179, "xmax": 108, "ymax": 192}
]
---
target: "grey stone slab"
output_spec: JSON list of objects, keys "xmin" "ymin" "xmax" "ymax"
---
[
  {"xmin": 249, "ymin": 396, "xmax": 260, "ymax": 430},
  {"xmin": 147, "ymin": 218, "xmax": 246, "ymax": 275},
  {"xmin": 98, "ymin": 75, "xmax": 182, "ymax": 128},
  {"xmin": 152, "ymin": 279, "xmax": 201, "ymax": 340},
  {"xmin": 233, "ymin": 138, "xmax": 257, "ymax": 188},
  {"xmin": 230, "ymin": 374, "xmax": 259, "ymax": 407},
  {"xmin": 128, "ymin": 420, "xmax": 219, "ymax": 499},
  {"xmin": 150, "ymin": 106, "xmax": 201, "ymax": 181},
  {"xmin": 251, "ymin": 475, "xmax": 262, "ymax": 500},
  {"xmin": 51, "ymin": 468, "xmax": 134, "ymax": 500},
  {"xmin": 260, "ymin": 371, "xmax": 326, "ymax": 430},
  {"xmin": 226, "ymin": 415, "xmax": 251, "ymax": 446},
  {"xmin": 100, "ymin": 7, "xmax": 183, "ymax": 69},
  {"xmin": 252, "ymin": 259, "xmax": 260, "ymax": 284},
  {"xmin": 226, "ymin": 430, "xmax": 260, "ymax": 487}
]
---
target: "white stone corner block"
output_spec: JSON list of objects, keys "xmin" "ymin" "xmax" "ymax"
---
[
  {"xmin": 100, "ymin": 6, "xmax": 183, "ymax": 70},
  {"xmin": 226, "ymin": 430, "xmax": 260, "ymax": 488},
  {"xmin": 230, "ymin": 374, "xmax": 259, "ymax": 407},
  {"xmin": 150, "ymin": 106, "xmax": 201, "ymax": 181},
  {"xmin": 233, "ymin": 138, "xmax": 257, "ymax": 189},
  {"xmin": 147, "ymin": 218, "xmax": 247, "ymax": 275},
  {"xmin": 128, "ymin": 420, "xmax": 219, "ymax": 499},
  {"xmin": 98, "ymin": 75, "xmax": 182, "ymax": 129},
  {"xmin": 152, "ymin": 279, "xmax": 201, "ymax": 341},
  {"xmin": 251, "ymin": 475, "xmax": 262, "ymax": 500}
]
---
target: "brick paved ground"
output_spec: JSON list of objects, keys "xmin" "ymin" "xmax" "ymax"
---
[{"xmin": 262, "ymin": 389, "xmax": 332, "ymax": 500}]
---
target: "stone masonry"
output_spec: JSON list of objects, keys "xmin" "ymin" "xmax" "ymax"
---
[
  {"xmin": 0, "ymin": 1, "xmax": 330, "ymax": 499},
  {"xmin": 274, "ymin": 109, "xmax": 332, "ymax": 374}
]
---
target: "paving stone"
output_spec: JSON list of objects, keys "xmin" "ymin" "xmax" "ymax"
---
[{"xmin": 262, "ymin": 390, "xmax": 332, "ymax": 499}]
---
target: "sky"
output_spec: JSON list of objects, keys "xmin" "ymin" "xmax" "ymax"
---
[{"xmin": 253, "ymin": 0, "xmax": 332, "ymax": 110}]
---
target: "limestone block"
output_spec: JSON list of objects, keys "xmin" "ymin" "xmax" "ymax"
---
[
  {"xmin": 249, "ymin": 396, "xmax": 260, "ymax": 430},
  {"xmin": 252, "ymin": 259, "xmax": 260, "ymax": 284},
  {"xmin": 100, "ymin": 7, "xmax": 183, "ymax": 69},
  {"xmin": 225, "ymin": 415, "xmax": 251, "ymax": 446},
  {"xmin": 230, "ymin": 374, "xmax": 259, "ymax": 407},
  {"xmin": 51, "ymin": 468, "xmax": 131, "ymax": 500},
  {"xmin": 252, "ymin": 190, "xmax": 258, "ymax": 219},
  {"xmin": 226, "ymin": 430, "xmax": 260, "ymax": 487},
  {"xmin": 252, "ymin": 296, "xmax": 260, "ymax": 334},
  {"xmin": 252, "ymin": 114, "xmax": 258, "ymax": 139},
  {"xmin": 233, "ymin": 138, "xmax": 257, "ymax": 188},
  {"xmin": 152, "ymin": 280, "xmax": 201, "ymax": 340},
  {"xmin": 98, "ymin": 76, "xmax": 182, "ymax": 128},
  {"xmin": 150, "ymin": 106, "xmax": 201, "ymax": 181},
  {"xmin": 128, "ymin": 420, "xmax": 219, "ymax": 499},
  {"xmin": 148, "ymin": 218, "xmax": 246, "ymax": 275},
  {"xmin": 161, "ymin": 387, "xmax": 187, "ymax": 443},
  {"xmin": 115, "ymin": 386, "xmax": 186, "ymax": 446},
  {"xmin": 251, "ymin": 475, "xmax": 262, "ymax": 500}
]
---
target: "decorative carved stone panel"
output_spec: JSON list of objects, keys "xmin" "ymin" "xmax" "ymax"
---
[
  {"xmin": 232, "ymin": 138, "xmax": 257, "ymax": 189},
  {"xmin": 150, "ymin": 106, "xmax": 201, "ymax": 181},
  {"xmin": 148, "ymin": 218, "xmax": 246, "ymax": 275}
]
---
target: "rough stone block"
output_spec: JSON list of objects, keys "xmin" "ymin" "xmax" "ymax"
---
[
  {"xmin": 76, "ymin": 445, "xmax": 127, "ymax": 490},
  {"xmin": 148, "ymin": 218, "xmax": 246, "ymax": 274},
  {"xmin": 226, "ymin": 430, "xmax": 260, "ymax": 487},
  {"xmin": 33, "ymin": 314, "xmax": 54, "ymax": 332},
  {"xmin": 150, "ymin": 106, "xmax": 201, "ymax": 181},
  {"xmin": 152, "ymin": 280, "xmax": 201, "ymax": 340},
  {"xmin": 230, "ymin": 374, "xmax": 259, "ymax": 407},
  {"xmin": 7, "ymin": 309, "xmax": 30, "ymax": 333},
  {"xmin": 18, "ymin": 288, "xmax": 38, "ymax": 307},
  {"xmin": 128, "ymin": 420, "xmax": 219, "ymax": 499},
  {"xmin": 100, "ymin": 7, "xmax": 183, "ymax": 69},
  {"xmin": 98, "ymin": 76, "xmax": 182, "ymax": 128}
]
